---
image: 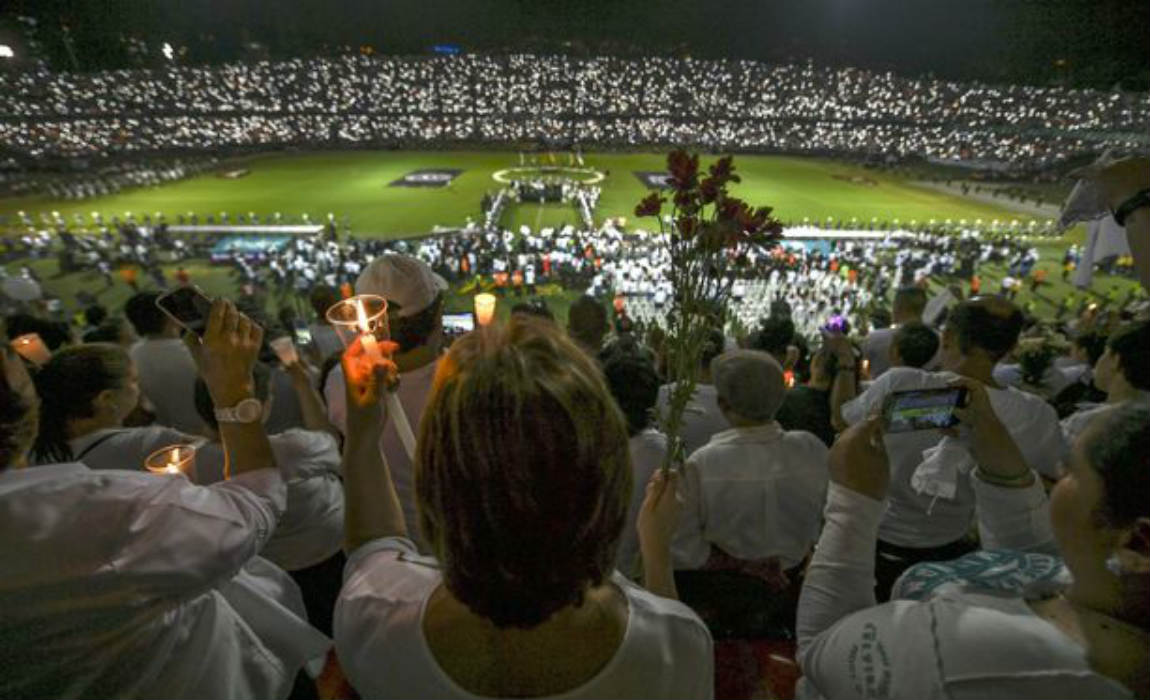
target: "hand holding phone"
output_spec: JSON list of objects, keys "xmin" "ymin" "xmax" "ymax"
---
[{"xmin": 156, "ymin": 285, "xmax": 213, "ymax": 337}]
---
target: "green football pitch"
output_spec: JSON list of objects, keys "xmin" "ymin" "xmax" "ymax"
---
[
  {"xmin": 3, "ymin": 150, "xmax": 1043, "ymax": 235},
  {"xmin": 2, "ymin": 149, "xmax": 1142, "ymax": 325}
]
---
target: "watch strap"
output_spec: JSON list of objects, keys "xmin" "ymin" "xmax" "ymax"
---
[{"xmin": 1113, "ymin": 188, "xmax": 1150, "ymax": 227}]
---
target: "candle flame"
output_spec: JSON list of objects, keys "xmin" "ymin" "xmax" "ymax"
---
[{"xmin": 354, "ymin": 298, "xmax": 372, "ymax": 334}]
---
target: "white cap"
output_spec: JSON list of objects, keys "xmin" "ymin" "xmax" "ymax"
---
[{"xmin": 355, "ymin": 253, "xmax": 448, "ymax": 318}]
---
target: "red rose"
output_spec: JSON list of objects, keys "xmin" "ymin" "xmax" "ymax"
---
[{"xmin": 634, "ymin": 192, "xmax": 665, "ymax": 218}]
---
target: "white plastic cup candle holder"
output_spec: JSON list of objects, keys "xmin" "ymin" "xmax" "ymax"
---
[
  {"xmin": 10, "ymin": 333, "xmax": 51, "ymax": 366},
  {"xmin": 326, "ymin": 295, "xmax": 390, "ymax": 363},
  {"xmin": 474, "ymin": 293, "xmax": 496, "ymax": 327},
  {"xmin": 144, "ymin": 444, "xmax": 197, "ymax": 479},
  {"xmin": 269, "ymin": 336, "xmax": 299, "ymax": 367}
]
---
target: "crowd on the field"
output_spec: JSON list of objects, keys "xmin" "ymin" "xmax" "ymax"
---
[{"xmin": 2, "ymin": 54, "xmax": 1147, "ymax": 164}]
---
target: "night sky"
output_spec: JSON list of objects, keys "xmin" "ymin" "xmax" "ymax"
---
[{"xmin": 3, "ymin": 0, "xmax": 1148, "ymax": 89}]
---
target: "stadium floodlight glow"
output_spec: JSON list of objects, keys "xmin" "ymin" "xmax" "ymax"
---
[
  {"xmin": 162, "ymin": 42, "xmax": 174, "ymax": 60},
  {"xmin": 0, "ymin": 45, "xmax": 13, "ymax": 59}
]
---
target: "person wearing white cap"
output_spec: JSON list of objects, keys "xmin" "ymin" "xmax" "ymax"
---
[
  {"xmin": 671, "ymin": 349, "xmax": 829, "ymax": 578},
  {"xmin": 324, "ymin": 253, "xmax": 447, "ymax": 552}
]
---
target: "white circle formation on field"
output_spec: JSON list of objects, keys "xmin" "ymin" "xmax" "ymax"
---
[{"xmin": 492, "ymin": 166, "xmax": 606, "ymax": 185}]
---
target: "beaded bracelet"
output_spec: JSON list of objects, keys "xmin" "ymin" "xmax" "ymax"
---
[{"xmin": 974, "ymin": 466, "xmax": 1034, "ymax": 487}]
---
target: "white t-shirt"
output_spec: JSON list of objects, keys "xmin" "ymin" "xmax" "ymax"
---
[
  {"xmin": 335, "ymin": 537, "xmax": 714, "ymax": 699},
  {"xmin": 616, "ymin": 428, "xmax": 668, "ymax": 579},
  {"xmin": 862, "ymin": 327, "xmax": 897, "ymax": 379},
  {"xmin": 672, "ymin": 423, "xmax": 828, "ymax": 570},
  {"xmin": 1060, "ymin": 394, "xmax": 1150, "ymax": 448},
  {"xmin": 654, "ymin": 383, "xmax": 731, "ymax": 459},
  {"xmin": 842, "ymin": 368, "xmax": 1066, "ymax": 548},
  {"xmin": 130, "ymin": 338, "xmax": 205, "ymax": 434},
  {"xmin": 325, "ymin": 360, "xmax": 439, "ymax": 552}
]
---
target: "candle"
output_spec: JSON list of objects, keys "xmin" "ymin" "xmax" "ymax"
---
[
  {"xmin": 145, "ymin": 444, "xmax": 197, "ymax": 478},
  {"xmin": 269, "ymin": 336, "xmax": 299, "ymax": 367},
  {"xmin": 355, "ymin": 297, "xmax": 385, "ymax": 364},
  {"xmin": 10, "ymin": 333, "xmax": 51, "ymax": 366},
  {"xmin": 784, "ymin": 370, "xmax": 796, "ymax": 389},
  {"xmin": 474, "ymin": 293, "xmax": 496, "ymax": 327},
  {"xmin": 861, "ymin": 358, "xmax": 871, "ymax": 379},
  {"xmin": 325, "ymin": 294, "xmax": 390, "ymax": 359}
]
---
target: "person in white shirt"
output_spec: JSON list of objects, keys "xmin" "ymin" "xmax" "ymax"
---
[
  {"xmin": 798, "ymin": 391, "xmax": 1150, "ymax": 699},
  {"xmin": 123, "ymin": 291, "xmax": 205, "ymax": 433},
  {"xmin": 1061, "ymin": 321, "xmax": 1150, "ymax": 446},
  {"xmin": 832, "ymin": 297, "xmax": 1066, "ymax": 600},
  {"xmin": 862, "ymin": 286, "xmax": 928, "ymax": 380},
  {"xmin": 672, "ymin": 349, "xmax": 828, "ymax": 573},
  {"xmin": 335, "ymin": 316, "xmax": 713, "ymax": 699},
  {"xmin": 655, "ymin": 328, "xmax": 731, "ymax": 458},
  {"xmin": 602, "ymin": 345, "xmax": 668, "ymax": 580},
  {"xmin": 1, "ymin": 301, "xmax": 329, "ymax": 699},
  {"xmin": 324, "ymin": 253, "xmax": 446, "ymax": 553},
  {"xmin": 307, "ymin": 284, "xmax": 346, "ymax": 363}
]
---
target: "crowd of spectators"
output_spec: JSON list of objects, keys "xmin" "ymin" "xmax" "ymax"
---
[{"xmin": 2, "ymin": 54, "xmax": 1146, "ymax": 165}]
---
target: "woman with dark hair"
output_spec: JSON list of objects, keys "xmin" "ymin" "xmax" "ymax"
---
[
  {"xmin": 1061, "ymin": 321, "xmax": 1150, "ymax": 446},
  {"xmin": 335, "ymin": 316, "xmax": 712, "ymax": 698},
  {"xmin": 32, "ymin": 343, "xmax": 186, "ymax": 467},
  {"xmin": 798, "ymin": 382, "xmax": 1150, "ymax": 698},
  {"xmin": 0, "ymin": 302, "xmax": 328, "ymax": 699}
]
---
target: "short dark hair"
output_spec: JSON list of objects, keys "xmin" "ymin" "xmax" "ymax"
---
[
  {"xmin": 753, "ymin": 316, "xmax": 795, "ymax": 357},
  {"xmin": 390, "ymin": 293, "xmax": 444, "ymax": 352},
  {"xmin": 893, "ymin": 287, "xmax": 928, "ymax": 316},
  {"xmin": 567, "ymin": 295, "xmax": 608, "ymax": 351},
  {"xmin": 123, "ymin": 292, "xmax": 169, "ymax": 337},
  {"xmin": 193, "ymin": 362, "xmax": 272, "ymax": 431},
  {"xmin": 510, "ymin": 300, "xmax": 554, "ymax": 321},
  {"xmin": 1107, "ymin": 321, "xmax": 1150, "ymax": 391},
  {"xmin": 701, "ymin": 328, "xmax": 726, "ymax": 369},
  {"xmin": 603, "ymin": 351, "xmax": 661, "ymax": 436},
  {"xmin": 1074, "ymin": 330, "xmax": 1109, "ymax": 366},
  {"xmin": 1085, "ymin": 403, "xmax": 1150, "ymax": 528},
  {"xmin": 309, "ymin": 285, "xmax": 341, "ymax": 319},
  {"xmin": 5, "ymin": 314, "xmax": 70, "ymax": 351},
  {"xmin": 84, "ymin": 305, "xmax": 108, "ymax": 327},
  {"xmin": 893, "ymin": 321, "xmax": 940, "ymax": 368},
  {"xmin": 945, "ymin": 299, "xmax": 1024, "ymax": 362}
]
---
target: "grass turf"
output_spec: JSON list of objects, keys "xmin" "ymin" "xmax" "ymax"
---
[
  {"xmin": 3, "ymin": 149, "xmax": 1141, "ymax": 326},
  {"xmin": 3, "ymin": 150, "xmax": 1046, "ymax": 236}
]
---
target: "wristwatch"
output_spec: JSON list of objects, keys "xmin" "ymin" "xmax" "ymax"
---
[
  {"xmin": 1113, "ymin": 188, "xmax": 1150, "ymax": 227},
  {"xmin": 214, "ymin": 397, "xmax": 263, "ymax": 424}
]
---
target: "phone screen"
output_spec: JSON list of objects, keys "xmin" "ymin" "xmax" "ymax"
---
[
  {"xmin": 883, "ymin": 387, "xmax": 967, "ymax": 433},
  {"xmin": 442, "ymin": 313, "xmax": 475, "ymax": 334},
  {"xmin": 292, "ymin": 319, "xmax": 313, "ymax": 346},
  {"xmin": 155, "ymin": 286, "xmax": 213, "ymax": 337}
]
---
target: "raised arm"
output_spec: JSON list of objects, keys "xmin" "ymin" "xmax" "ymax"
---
[
  {"xmin": 340, "ymin": 337, "xmax": 407, "ymax": 553},
  {"xmin": 286, "ymin": 360, "xmax": 341, "ymax": 440}
]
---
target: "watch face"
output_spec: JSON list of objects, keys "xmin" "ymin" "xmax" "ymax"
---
[{"xmin": 235, "ymin": 398, "xmax": 264, "ymax": 423}]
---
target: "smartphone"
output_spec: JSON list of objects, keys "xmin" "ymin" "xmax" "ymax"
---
[
  {"xmin": 882, "ymin": 387, "xmax": 968, "ymax": 433},
  {"xmin": 155, "ymin": 285, "xmax": 213, "ymax": 337},
  {"xmin": 442, "ymin": 313, "xmax": 475, "ymax": 334},
  {"xmin": 292, "ymin": 319, "xmax": 313, "ymax": 346}
]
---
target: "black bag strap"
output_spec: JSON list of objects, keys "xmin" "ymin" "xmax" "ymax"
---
[{"xmin": 75, "ymin": 430, "xmax": 124, "ymax": 461}]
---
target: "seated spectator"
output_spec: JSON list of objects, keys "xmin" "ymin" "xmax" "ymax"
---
[
  {"xmin": 750, "ymin": 314, "xmax": 797, "ymax": 368},
  {"xmin": 832, "ymin": 297, "xmax": 1065, "ymax": 600},
  {"xmin": 798, "ymin": 395, "xmax": 1149, "ymax": 698},
  {"xmin": 1, "ymin": 301, "xmax": 329, "ymax": 699},
  {"xmin": 123, "ymin": 292, "xmax": 204, "ymax": 434},
  {"xmin": 324, "ymin": 253, "xmax": 446, "ymax": 553},
  {"xmin": 889, "ymin": 320, "xmax": 940, "ymax": 369},
  {"xmin": 1051, "ymin": 330, "xmax": 1109, "ymax": 418},
  {"xmin": 1061, "ymin": 321, "xmax": 1150, "ymax": 446},
  {"xmin": 776, "ymin": 342, "xmax": 844, "ymax": 448},
  {"xmin": 603, "ymin": 348, "xmax": 667, "ymax": 579},
  {"xmin": 672, "ymin": 349, "xmax": 828, "ymax": 575},
  {"xmin": 864, "ymin": 287, "xmax": 928, "ymax": 379},
  {"xmin": 567, "ymin": 294, "xmax": 609, "ymax": 357},
  {"xmin": 655, "ymin": 328, "xmax": 730, "ymax": 458},
  {"xmin": 335, "ymin": 316, "xmax": 713, "ymax": 698}
]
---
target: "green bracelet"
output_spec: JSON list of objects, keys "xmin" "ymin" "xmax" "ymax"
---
[{"xmin": 974, "ymin": 467, "xmax": 1033, "ymax": 487}]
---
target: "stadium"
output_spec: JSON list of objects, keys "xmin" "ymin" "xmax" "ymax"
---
[{"xmin": 2, "ymin": 2, "xmax": 1150, "ymax": 699}]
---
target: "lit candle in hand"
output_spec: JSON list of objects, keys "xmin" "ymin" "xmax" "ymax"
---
[
  {"xmin": 474, "ymin": 293, "xmax": 496, "ymax": 327},
  {"xmin": 10, "ymin": 333, "xmax": 51, "ymax": 366},
  {"xmin": 145, "ymin": 444, "xmax": 197, "ymax": 478},
  {"xmin": 355, "ymin": 297, "xmax": 385, "ymax": 364}
]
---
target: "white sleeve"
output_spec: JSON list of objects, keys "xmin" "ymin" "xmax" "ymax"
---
[
  {"xmin": 972, "ymin": 475, "xmax": 1057, "ymax": 554},
  {"xmin": 670, "ymin": 456, "xmax": 709, "ymax": 570},
  {"xmin": 111, "ymin": 468, "xmax": 287, "ymax": 597},
  {"xmin": 797, "ymin": 483, "xmax": 884, "ymax": 658},
  {"xmin": 841, "ymin": 371, "xmax": 896, "ymax": 426}
]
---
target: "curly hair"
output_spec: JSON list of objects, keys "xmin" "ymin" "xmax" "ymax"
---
[{"xmin": 416, "ymin": 316, "xmax": 631, "ymax": 628}]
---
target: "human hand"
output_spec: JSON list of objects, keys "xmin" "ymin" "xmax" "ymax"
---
[
  {"xmin": 637, "ymin": 469, "xmax": 683, "ymax": 555},
  {"xmin": 185, "ymin": 299, "xmax": 263, "ymax": 407},
  {"xmin": 341, "ymin": 335, "xmax": 399, "ymax": 416},
  {"xmin": 947, "ymin": 377, "xmax": 1029, "ymax": 479},
  {"xmin": 823, "ymin": 331, "xmax": 855, "ymax": 365},
  {"xmin": 829, "ymin": 415, "xmax": 889, "ymax": 500}
]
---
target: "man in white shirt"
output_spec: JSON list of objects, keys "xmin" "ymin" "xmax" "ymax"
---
[
  {"xmin": 324, "ymin": 253, "xmax": 446, "ymax": 553},
  {"xmin": 863, "ymin": 286, "xmax": 929, "ymax": 379},
  {"xmin": 672, "ymin": 349, "xmax": 828, "ymax": 573},
  {"xmin": 655, "ymin": 328, "xmax": 731, "ymax": 458},
  {"xmin": 835, "ymin": 297, "xmax": 1065, "ymax": 600},
  {"xmin": 123, "ymin": 291, "xmax": 205, "ymax": 434}
]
